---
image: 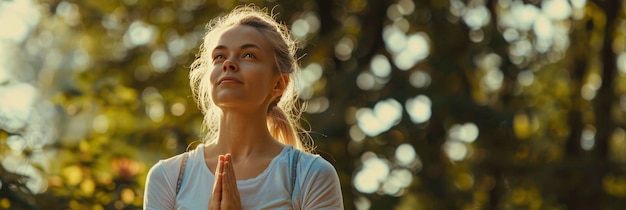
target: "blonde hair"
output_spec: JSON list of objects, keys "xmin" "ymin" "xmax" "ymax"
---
[{"xmin": 189, "ymin": 5, "xmax": 313, "ymax": 152}]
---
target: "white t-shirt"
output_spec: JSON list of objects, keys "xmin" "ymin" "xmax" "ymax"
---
[{"xmin": 144, "ymin": 144, "xmax": 344, "ymax": 210}]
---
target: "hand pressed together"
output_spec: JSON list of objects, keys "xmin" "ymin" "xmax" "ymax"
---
[{"xmin": 208, "ymin": 154, "xmax": 242, "ymax": 210}]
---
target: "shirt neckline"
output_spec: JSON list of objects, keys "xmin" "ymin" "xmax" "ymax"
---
[{"xmin": 196, "ymin": 144, "xmax": 291, "ymax": 184}]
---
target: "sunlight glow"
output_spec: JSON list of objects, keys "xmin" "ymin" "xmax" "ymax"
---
[
  {"xmin": 444, "ymin": 141, "xmax": 468, "ymax": 161},
  {"xmin": 356, "ymin": 98, "xmax": 403, "ymax": 137},
  {"xmin": 171, "ymin": 102, "xmax": 186, "ymax": 116},
  {"xmin": 581, "ymin": 73, "xmax": 601, "ymax": 100},
  {"xmin": 448, "ymin": 123, "xmax": 480, "ymax": 143},
  {"xmin": 0, "ymin": 66, "xmax": 8, "ymax": 84},
  {"xmin": 56, "ymin": 1, "xmax": 80, "ymax": 26},
  {"xmin": 570, "ymin": 0, "xmax": 587, "ymax": 8},
  {"xmin": 382, "ymin": 168, "xmax": 414, "ymax": 196},
  {"xmin": 581, "ymin": 125, "xmax": 596, "ymax": 151},
  {"xmin": 72, "ymin": 49, "xmax": 92, "ymax": 71},
  {"xmin": 513, "ymin": 112, "xmax": 531, "ymax": 139},
  {"xmin": 463, "ymin": 5, "xmax": 490, "ymax": 30},
  {"xmin": 297, "ymin": 62, "xmax": 324, "ymax": 100},
  {"xmin": 618, "ymin": 53, "xmax": 626, "ymax": 74},
  {"xmin": 335, "ymin": 36, "xmax": 355, "ymax": 61},
  {"xmin": 517, "ymin": 70, "xmax": 534, "ymax": 86},
  {"xmin": 502, "ymin": 28, "xmax": 519, "ymax": 42},
  {"xmin": 142, "ymin": 87, "xmax": 164, "ymax": 122},
  {"xmin": 609, "ymin": 128, "xmax": 626, "ymax": 162},
  {"xmin": 510, "ymin": 2, "xmax": 539, "ymax": 31},
  {"xmin": 542, "ymin": 0, "xmax": 571, "ymax": 20},
  {"xmin": 533, "ymin": 14, "xmax": 554, "ymax": 40},
  {"xmin": 124, "ymin": 20, "xmax": 157, "ymax": 47},
  {"xmin": 147, "ymin": 101, "xmax": 164, "ymax": 122},
  {"xmin": 409, "ymin": 71, "xmax": 431, "ymax": 88},
  {"xmin": 394, "ymin": 18, "xmax": 410, "ymax": 33},
  {"xmin": 0, "ymin": 0, "xmax": 41, "ymax": 43},
  {"xmin": 370, "ymin": 54, "xmax": 391, "ymax": 78},
  {"xmin": 383, "ymin": 25, "xmax": 406, "ymax": 54},
  {"xmin": 405, "ymin": 95, "xmax": 432, "ymax": 124},
  {"xmin": 510, "ymin": 39, "xmax": 532, "ymax": 57},
  {"xmin": 349, "ymin": 124, "xmax": 366, "ymax": 142},
  {"xmin": 356, "ymin": 109, "xmax": 383, "ymax": 137},
  {"xmin": 375, "ymin": 99, "xmax": 402, "ymax": 125},
  {"xmin": 0, "ymin": 83, "xmax": 38, "ymax": 132},
  {"xmin": 395, "ymin": 144, "xmax": 416, "ymax": 166},
  {"xmin": 449, "ymin": 0, "xmax": 464, "ymax": 17},
  {"xmin": 354, "ymin": 153, "xmax": 391, "ymax": 194},
  {"xmin": 167, "ymin": 37, "xmax": 187, "ymax": 56},
  {"xmin": 387, "ymin": 3, "xmax": 402, "ymax": 21},
  {"xmin": 150, "ymin": 49, "xmax": 172, "ymax": 72},
  {"xmin": 291, "ymin": 19, "xmax": 310, "ymax": 38},
  {"xmin": 477, "ymin": 53, "xmax": 504, "ymax": 92},
  {"xmin": 305, "ymin": 97, "xmax": 329, "ymax": 114},
  {"xmin": 482, "ymin": 69, "xmax": 504, "ymax": 92},
  {"xmin": 397, "ymin": 0, "xmax": 415, "ymax": 16},
  {"xmin": 291, "ymin": 13, "xmax": 320, "ymax": 39},
  {"xmin": 356, "ymin": 72, "xmax": 376, "ymax": 91},
  {"xmin": 6, "ymin": 135, "xmax": 26, "ymax": 154},
  {"xmin": 395, "ymin": 33, "xmax": 430, "ymax": 70},
  {"xmin": 92, "ymin": 114, "xmax": 109, "ymax": 133},
  {"xmin": 354, "ymin": 196, "xmax": 371, "ymax": 210},
  {"xmin": 2, "ymin": 154, "xmax": 46, "ymax": 193}
]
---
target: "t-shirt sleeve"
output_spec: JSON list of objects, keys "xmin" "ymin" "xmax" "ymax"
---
[
  {"xmin": 300, "ymin": 157, "xmax": 344, "ymax": 210},
  {"xmin": 144, "ymin": 160, "xmax": 176, "ymax": 210}
]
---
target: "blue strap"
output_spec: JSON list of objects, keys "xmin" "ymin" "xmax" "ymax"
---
[
  {"xmin": 290, "ymin": 147, "xmax": 302, "ymax": 208},
  {"xmin": 176, "ymin": 152, "xmax": 190, "ymax": 195}
]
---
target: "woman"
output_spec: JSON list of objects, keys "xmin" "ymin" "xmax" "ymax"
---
[{"xmin": 144, "ymin": 5, "xmax": 344, "ymax": 210}]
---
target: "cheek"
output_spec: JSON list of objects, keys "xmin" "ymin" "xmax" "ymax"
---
[{"xmin": 209, "ymin": 66, "xmax": 220, "ymax": 85}]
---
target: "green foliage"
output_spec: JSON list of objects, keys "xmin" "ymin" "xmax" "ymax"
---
[{"xmin": 2, "ymin": 0, "xmax": 626, "ymax": 209}]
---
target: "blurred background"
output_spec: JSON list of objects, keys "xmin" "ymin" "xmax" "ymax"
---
[{"xmin": 1, "ymin": 0, "xmax": 625, "ymax": 209}]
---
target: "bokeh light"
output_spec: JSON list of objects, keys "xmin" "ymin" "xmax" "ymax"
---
[
  {"xmin": 395, "ymin": 143, "xmax": 417, "ymax": 166},
  {"xmin": 1, "ymin": 0, "xmax": 624, "ymax": 209},
  {"xmin": 0, "ymin": 83, "xmax": 37, "ymax": 132},
  {"xmin": 448, "ymin": 123, "xmax": 480, "ymax": 143},
  {"xmin": 354, "ymin": 152, "xmax": 391, "ymax": 194},
  {"xmin": 370, "ymin": 54, "xmax": 391, "ymax": 78},
  {"xmin": 405, "ymin": 95, "xmax": 432, "ymax": 124},
  {"xmin": 444, "ymin": 141, "xmax": 468, "ymax": 162},
  {"xmin": 356, "ymin": 98, "xmax": 402, "ymax": 137},
  {"xmin": 581, "ymin": 125, "xmax": 596, "ymax": 151}
]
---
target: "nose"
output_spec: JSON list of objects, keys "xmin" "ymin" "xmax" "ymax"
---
[{"xmin": 222, "ymin": 59, "xmax": 238, "ymax": 72}]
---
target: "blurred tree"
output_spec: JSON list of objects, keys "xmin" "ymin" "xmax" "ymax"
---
[{"xmin": 2, "ymin": 0, "xmax": 626, "ymax": 209}]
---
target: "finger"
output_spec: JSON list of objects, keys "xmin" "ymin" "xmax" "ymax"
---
[
  {"xmin": 216, "ymin": 155, "xmax": 225, "ymax": 174},
  {"xmin": 222, "ymin": 171, "xmax": 230, "ymax": 204},
  {"xmin": 210, "ymin": 171, "xmax": 222, "ymax": 207},
  {"xmin": 224, "ymin": 156, "xmax": 233, "ymax": 178},
  {"xmin": 210, "ymin": 155, "xmax": 224, "ymax": 205},
  {"xmin": 226, "ymin": 161, "xmax": 241, "ymax": 205},
  {"xmin": 225, "ymin": 159, "xmax": 239, "ymax": 197}
]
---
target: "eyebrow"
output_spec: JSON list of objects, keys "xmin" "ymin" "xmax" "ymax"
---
[{"xmin": 213, "ymin": 44, "xmax": 262, "ymax": 51}]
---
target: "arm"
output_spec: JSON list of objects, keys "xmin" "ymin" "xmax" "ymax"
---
[
  {"xmin": 300, "ymin": 157, "xmax": 344, "ymax": 210},
  {"xmin": 144, "ymin": 161, "xmax": 176, "ymax": 210}
]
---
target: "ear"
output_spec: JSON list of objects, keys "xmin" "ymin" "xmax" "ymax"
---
[{"xmin": 272, "ymin": 73, "xmax": 290, "ymax": 95}]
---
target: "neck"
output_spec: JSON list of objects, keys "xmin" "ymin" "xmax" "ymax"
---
[{"xmin": 213, "ymin": 107, "xmax": 280, "ymax": 159}]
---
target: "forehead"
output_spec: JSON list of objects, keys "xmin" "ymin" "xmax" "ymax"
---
[{"xmin": 212, "ymin": 25, "xmax": 272, "ymax": 50}]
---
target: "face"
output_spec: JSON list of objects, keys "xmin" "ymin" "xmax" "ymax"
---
[{"xmin": 209, "ymin": 25, "xmax": 284, "ymax": 111}]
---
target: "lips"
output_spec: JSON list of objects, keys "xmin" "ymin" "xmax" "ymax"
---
[{"xmin": 218, "ymin": 76, "xmax": 242, "ymax": 85}]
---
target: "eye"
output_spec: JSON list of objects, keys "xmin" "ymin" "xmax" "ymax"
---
[
  {"xmin": 213, "ymin": 54, "xmax": 225, "ymax": 63},
  {"xmin": 214, "ymin": 54, "xmax": 225, "ymax": 60},
  {"xmin": 243, "ymin": 52, "xmax": 256, "ymax": 59}
]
